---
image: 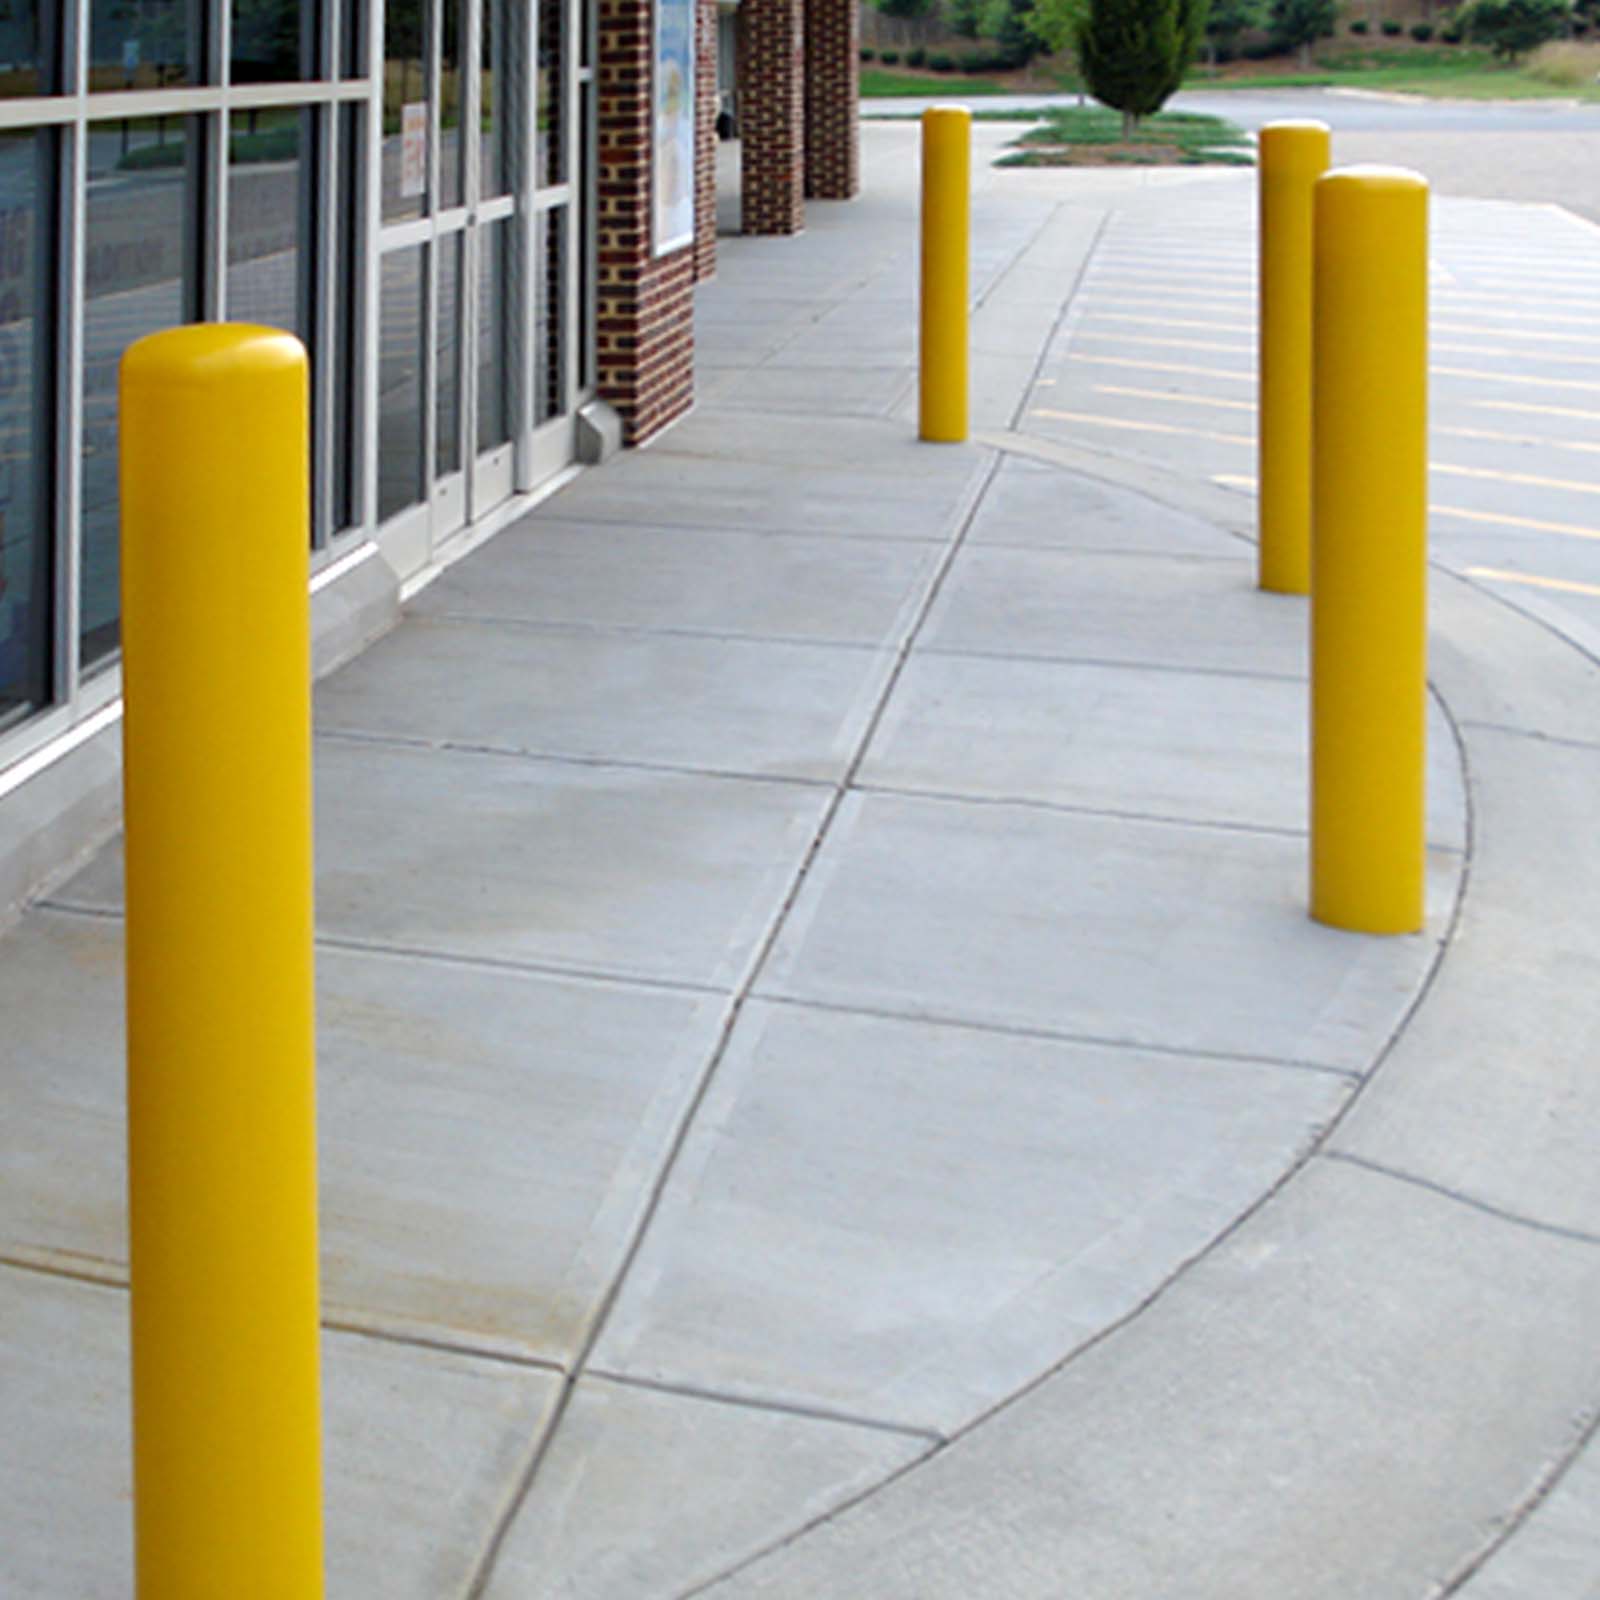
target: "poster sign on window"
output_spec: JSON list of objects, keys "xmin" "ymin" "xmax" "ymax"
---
[
  {"xmin": 653, "ymin": 0, "xmax": 696, "ymax": 255},
  {"xmin": 400, "ymin": 103, "xmax": 427, "ymax": 198}
]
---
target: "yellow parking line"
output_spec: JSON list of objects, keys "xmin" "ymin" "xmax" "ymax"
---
[
  {"xmin": 1435, "ymin": 461, "xmax": 1600, "ymax": 496},
  {"xmin": 1214, "ymin": 474, "xmax": 1600, "ymax": 540},
  {"xmin": 1075, "ymin": 331, "xmax": 1254, "ymax": 356},
  {"xmin": 1074, "ymin": 355, "xmax": 1254, "ymax": 383},
  {"xmin": 1465, "ymin": 567, "xmax": 1600, "ymax": 597},
  {"xmin": 1030, "ymin": 408, "xmax": 1252, "ymax": 446},
  {"xmin": 1435, "ymin": 343, "xmax": 1600, "ymax": 369},
  {"xmin": 1433, "ymin": 321, "xmax": 1600, "ymax": 349},
  {"xmin": 1434, "ymin": 365, "xmax": 1600, "ymax": 394},
  {"xmin": 1094, "ymin": 384, "xmax": 1256, "ymax": 413},
  {"xmin": 1430, "ymin": 503, "xmax": 1600, "ymax": 539},
  {"xmin": 1439, "ymin": 424, "xmax": 1600, "ymax": 457},
  {"xmin": 1476, "ymin": 399, "xmax": 1600, "ymax": 423}
]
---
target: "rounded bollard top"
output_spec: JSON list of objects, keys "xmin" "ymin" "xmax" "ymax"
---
[
  {"xmin": 1315, "ymin": 163, "xmax": 1429, "ymax": 197},
  {"xmin": 122, "ymin": 322, "xmax": 307, "ymax": 394},
  {"xmin": 922, "ymin": 104, "xmax": 972, "ymax": 124},
  {"xmin": 1258, "ymin": 121, "xmax": 1331, "ymax": 175}
]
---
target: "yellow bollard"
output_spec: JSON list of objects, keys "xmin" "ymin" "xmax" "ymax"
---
[
  {"xmin": 1257, "ymin": 119, "xmax": 1331, "ymax": 595},
  {"xmin": 919, "ymin": 105, "xmax": 971, "ymax": 443},
  {"xmin": 1310, "ymin": 168, "xmax": 1429, "ymax": 935},
  {"xmin": 120, "ymin": 324, "xmax": 324, "ymax": 1597}
]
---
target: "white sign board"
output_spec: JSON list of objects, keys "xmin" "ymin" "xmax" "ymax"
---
[
  {"xmin": 400, "ymin": 102, "xmax": 427, "ymax": 199},
  {"xmin": 653, "ymin": 0, "xmax": 696, "ymax": 256}
]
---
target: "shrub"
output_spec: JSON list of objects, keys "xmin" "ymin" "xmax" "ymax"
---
[
  {"xmin": 1270, "ymin": 0, "xmax": 1340, "ymax": 61},
  {"xmin": 1381, "ymin": 17, "xmax": 1403, "ymax": 32},
  {"xmin": 1349, "ymin": 16, "xmax": 1368, "ymax": 28},
  {"xmin": 1440, "ymin": 18, "xmax": 1465, "ymax": 36},
  {"xmin": 1411, "ymin": 20, "xmax": 1434, "ymax": 35},
  {"xmin": 1242, "ymin": 35, "xmax": 1281, "ymax": 52},
  {"xmin": 860, "ymin": 45, "xmax": 877, "ymax": 59},
  {"xmin": 879, "ymin": 48, "xmax": 901, "ymax": 62},
  {"xmin": 1525, "ymin": 36, "xmax": 1600, "ymax": 80},
  {"xmin": 928, "ymin": 50, "xmax": 958, "ymax": 67},
  {"xmin": 1461, "ymin": 0, "xmax": 1572, "ymax": 57},
  {"xmin": 907, "ymin": 45, "xmax": 928, "ymax": 63}
]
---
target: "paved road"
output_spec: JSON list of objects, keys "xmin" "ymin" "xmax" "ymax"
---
[{"xmin": 865, "ymin": 86, "xmax": 1600, "ymax": 221}]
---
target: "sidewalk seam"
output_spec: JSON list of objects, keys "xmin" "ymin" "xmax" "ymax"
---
[
  {"xmin": 1322, "ymin": 1151, "xmax": 1600, "ymax": 1250},
  {"xmin": 460, "ymin": 449, "xmax": 1007, "ymax": 1600}
]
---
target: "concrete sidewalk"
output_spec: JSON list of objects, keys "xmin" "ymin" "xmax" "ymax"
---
[{"xmin": 4, "ymin": 123, "xmax": 1600, "ymax": 1598}]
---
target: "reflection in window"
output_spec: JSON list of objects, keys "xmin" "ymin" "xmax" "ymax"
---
[
  {"xmin": 0, "ymin": 3, "xmax": 56, "ymax": 97},
  {"xmin": 440, "ymin": 0, "xmax": 463, "ymax": 209},
  {"xmin": 227, "ymin": 107, "xmax": 309, "ymax": 338},
  {"xmin": 232, "ymin": 0, "xmax": 309, "ymax": 83},
  {"xmin": 0, "ymin": 133, "xmax": 52, "ymax": 728},
  {"xmin": 378, "ymin": 245, "xmax": 425, "ymax": 521},
  {"xmin": 538, "ymin": 0, "xmax": 565, "ymax": 186},
  {"xmin": 91, "ymin": 0, "xmax": 195, "ymax": 90},
  {"xmin": 478, "ymin": 223, "xmax": 511, "ymax": 453},
  {"xmin": 437, "ymin": 234, "xmax": 461, "ymax": 478},
  {"xmin": 480, "ymin": 0, "xmax": 509, "ymax": 199},
  {"xmin": 82, "ymin": 122, "xmax": 191, "ymax": 667},
  {"xmin": 538, "ymin": 209, "xmax": 565, "ymax": 426},
  {"xmin": 383, "ymin": 0, "xmax": 427, "ymax": 222}
]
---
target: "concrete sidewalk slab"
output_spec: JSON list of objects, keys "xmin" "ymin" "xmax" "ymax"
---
[
  {"xmin": 706, "ymin": 1157, "xmax": 1600, "ymax": 1600},
  {"xmin": 315, "ymin": 617, "xmax": 893, "ymax": 783},
  {"xmin": 590, "ymin": 1000, "xmax": 1351, "ymax": 1434},
  {"xmin": 412, "ymin": 520, "xmax": 940, "ymax": 646},
  {"xmin": 758, "ymin": 790, "xmax": 1454, "ymax": 1069},
  {"xmin": 481, "ymin": 1378, "xmax": 928, "ymax": 1600},
  {"xmin": 862, "ymin": 652, "xmax": 1467, "ymax": 844},
  {"xmin": 3, "ymin": 1268, "xmax": 558, "ymax": 1599},
  {"xmin": 52, "ymin": 741, "xmax": 828, "ymax": 989}
]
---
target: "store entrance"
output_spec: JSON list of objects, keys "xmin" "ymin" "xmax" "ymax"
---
[{"xmin": 375, "ymin": 0, "xmax": 591, "ymax": 568}]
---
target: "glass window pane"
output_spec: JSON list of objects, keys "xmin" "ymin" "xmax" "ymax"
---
[
  {"xmin": 440, "ymin": 0, "xmax": 464, "ymax": 210},
  {"xmin": 332, "ymin": 105, "xmax": 362, "ymax": 532},
  {"xmin": 82, "ymin": 122, "xmax": 193, "ymax": 668},
  {"xmin": 436, "ymin": 234, "xmax": 461, "ymax": 477},
  {"xmin": 0, "ymin": 132, "xmax": 52, "ymax": 728},
  {"xmin": 538, "ymin": 0, "xmax": 565, "ymax": 187},
  {"xmin": 342, "ymin": 0, "xmax": 364, "ymax": 78},
  {"xmin": 378, "ymin": 245, "xmax": 425, "ymax": 521},
  {"xmin": 227, "ymin": 108, "xmax": 309, "ymax": 339},
  {"xmin": 383, "ymin": 0, "xmax": 427, "ymax": 222},
  {"xmin": 0, "ymin": 4, "xmax": 59, "ymax": 97},
  {"xmin": 537, "ymin": 209, "xmax": 564, "ymax": 426},
  {"xmin": 232, "ymin": 0, "xmax": 311, "ymax": 84},
  {"xmin": 480, "ymin": 0, "xmax": 510, "ymax": 200},
  {"xmin": 478, "ymin": 222, "xmax": 510, "ymax": 453},
  {"xmin": 91, "ymin": 0, "xmax": 195, "ymax": 90}
]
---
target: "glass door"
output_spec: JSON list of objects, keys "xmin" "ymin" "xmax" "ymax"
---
[{"xmin": 376, "ymin": 0, "xmax": 530, "ymax": 564}]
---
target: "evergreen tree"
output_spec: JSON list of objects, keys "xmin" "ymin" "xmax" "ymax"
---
[
  {"xmin": 1075, "ymin": 0, "xmax": 1183, "ymax": 137},
  {"xmin": 1268, "ymin": 0, "xmax": 1337, "ymax": 65},
  {"xmin": 1161, "ymin": 0, "xmax": 1210, "ymax": 94}
]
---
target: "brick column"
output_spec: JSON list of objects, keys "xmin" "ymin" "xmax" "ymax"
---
[
  {"xmin": 596, "ymin": 0, "xmax": 696, "ymax": 444},
  {"xmin": 738, "ymin": 0, "xmax": 805, "ymax": 235},
  {"xmin": 805, "ymin": 0, "xmax": 859, "ymax": 199},
  {"xmin": 695, "ymin": 0, "xmax": 718, "ymax": 280}
]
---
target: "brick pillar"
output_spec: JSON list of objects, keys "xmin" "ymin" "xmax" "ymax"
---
[
  {"xmin": 805, "ymin": 0, "xmax": 859, "ymax": 199},
  {"xmin": 695, "ymin": 0, "xmax": 718, "ymax": 280},
  {"xmin": 596, "ymin": 0, "xmax": 696, "ymax": 444},
  {"xmin": 739, "ymin": 0, "xmax": 805, "ymax": 235}
]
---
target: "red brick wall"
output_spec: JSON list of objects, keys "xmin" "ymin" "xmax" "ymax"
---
[
  {"xmin": 695, "ymin": 0, "xmax": 718, "ymax": 280},
  {"xmin": 738, "ymin": 0, "xmax": 805, "ymax": 235},
  {"xmin": 805, "ymin": 0, "xmax": 859, "ymax": 200},
  {"xmin": 597, "ymin": 0, "xmax": 696, "ymax": 444}
]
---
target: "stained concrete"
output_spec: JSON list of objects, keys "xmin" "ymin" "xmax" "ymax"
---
[{"xmin": 1, "ymin": 1268, "xmax": 558, "ymax": 1600}]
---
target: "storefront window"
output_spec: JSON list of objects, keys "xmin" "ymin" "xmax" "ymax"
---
[
  {"xmin": 90, "ymin": 0, "xmax": 196, "ymax": 90},
  {"xmin": 378, "ymin": 244, "xmax": 425, "ymax": 521},
  {"xmin": 0, "ymin": 4, "xmax": 58, "ymax": 97},
  {"xmin": 81, "ymin": 122, "xmax": 193, "ymax": 667},
  {"xmin": 383, "ymin": 0, "xmax": 427, "ymax": 222},
  {"xmin": 0, "ymin": 132, "xmax": 52, "ymax": 727},
  {"xmin": 227, "ymin": 106, "xmax": 310, "ymax": 337},
  {"xmin": 232, "ymin": 0, "xmax": 311, "ymax": 83}
]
